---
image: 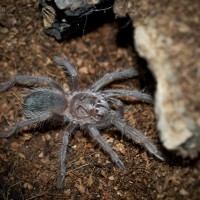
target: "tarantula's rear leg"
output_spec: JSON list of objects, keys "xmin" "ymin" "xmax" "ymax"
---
[
  {"xmin": 0, "ymin": 76, "xmax": 64, "ymax": 93},
  {"xmin": 0, "ymin": 113, "xmax": 53, "ymax": 138},
  {"xmin": 87, "ymin": 126, "xmax": 125, "ymax": 170},
  {"xmin": 54, "ymin": 56, "xmax": 79, "ymax": 91},
  {"xmin": 104, "ymin": 89, "xmax": 153, "ymax": 104},
  {"xmin": 90, "ymin": 67, "xmax": 139, "ymax": 92},
  {"xmin": 112, "ymin": 118, "xmax": 165, "ymax": 161},
  {"xmin": 57, "ymin": 122, "xmax": 78, "ymax": 188}
]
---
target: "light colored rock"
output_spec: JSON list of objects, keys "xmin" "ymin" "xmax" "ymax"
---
[{"xmin": 114, "ymin": 0, "xmax": 200, "ymax": 158}]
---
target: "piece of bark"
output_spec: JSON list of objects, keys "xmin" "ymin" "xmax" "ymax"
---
[{"xmin": 39, "ymin": 0, "xmax": 114, "ymax": 40}]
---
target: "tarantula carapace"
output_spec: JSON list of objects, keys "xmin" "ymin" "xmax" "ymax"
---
[{"xmin": 0, "ymin": 57, "xmax": 164, "ymax": 188}]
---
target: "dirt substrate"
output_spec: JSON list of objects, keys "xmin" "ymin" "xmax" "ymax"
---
[{"xmin": 0, "ymin": 1, "xmax": 200, "ymax": 200}]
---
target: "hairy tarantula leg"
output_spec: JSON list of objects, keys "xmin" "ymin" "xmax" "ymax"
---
[
  {"xmin": 112, "ymin": 118, "xmax": 165, "ymax": 161},
  {"xmin": 0, "ymin": 113, "xmax": 52, "ymax": 138},
  {"xmin": 107, "ymin": 98, "xmax": 124, "ymax": 116},
  {"xmin": 104, "ymin": 89, "xmax": 153, "ymax": 104},
  {"xmin": 90, "ymin": 67, "xmax": 139, "ymax": 92},
  {"xmin": 54, "ymin": 56, "xmax": 79, "ymax": 91},
  {"xmin": 0, "ymin": 75, "xmax": 64, "ymax": 93},
  {"xmin": 87, "ymin": 126, "xmax": 125, "ymax": 170},
  {"xmin": 57, "ymin": 122, "xmax": 78, "ymax": 188}
]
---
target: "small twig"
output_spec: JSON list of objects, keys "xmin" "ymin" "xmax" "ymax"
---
[
  {"xmin": 68, "ymin": 163, "xmax": 90, "ymax": 173},
  {"xmin": 26, "ymin": 192, "xmax": 46, "ymax": 200}
]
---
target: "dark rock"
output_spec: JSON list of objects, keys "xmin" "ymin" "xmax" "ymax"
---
[{"xmin": 39, "ymin": 0, "xmax": 114, "ymax": 40}]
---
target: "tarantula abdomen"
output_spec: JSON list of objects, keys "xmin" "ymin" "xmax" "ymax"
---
[{"xmin": 23, "ymin": 89, "xmax": 68, "ymax": 118}]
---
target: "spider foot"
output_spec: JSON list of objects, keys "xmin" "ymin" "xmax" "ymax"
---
[
  {"xmin": 153, "ymin": 149, "xmax": 165, "ymax": 161},
  {"xmin": 115, "ymin": 159, "xmax": 125, "ymax": 170},
  {"xmin": 56, "ymin": 175, "xmax": 65, "ymax": 188},
  {"xmin": 0, "ymin": 128, "xmax": 16, "ymax": 138}
]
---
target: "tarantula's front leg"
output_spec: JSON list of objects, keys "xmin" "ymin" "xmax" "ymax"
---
[
  {"xmin": 104, "ymin": 89, "xmax": 153, "ymax": 104},
  {"xmin": 111, "ymin": 117, "xmax": 165, "ymax": 161},
  {"xmin": 90, "ymin": 67, "xmax": 139, "ymax": 92},
  {"xmin": 54, "ymin": 56, "xmax": 79, "ymax": 91},
  {"xmin": 57, "ymin": 122, "xmax": 78, "ymax": 188},
  {"xmin": 87, "ymin": 126, "xmax": 125, "ymax": 170},
  {"xmin": 0, "ymin": 113, "xmax": 53, "ymax": 138},
  {"xmin": 0, "ymin": 75, "xmax": 64, "ymax": 93}
]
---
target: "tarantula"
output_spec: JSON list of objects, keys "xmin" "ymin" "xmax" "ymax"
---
[{"xmin": 0, "ymin": 57, "xmax": 164, "ymax": 188}]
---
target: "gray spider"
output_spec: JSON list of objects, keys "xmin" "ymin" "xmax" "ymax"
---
[{"xmin": 0, "ymin": 57, "xmax": 164, "ymax": 188}]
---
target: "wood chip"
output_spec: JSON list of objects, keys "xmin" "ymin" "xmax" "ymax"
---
[
  {"xmin": 10, "ymin": 142, "xmax": 21, "ymax": 149},
  {"xmin": 18, "ymin": 153, "xmax": 26, "ymax": 159},
  {"xmin": 79, "ymin": 66, "xmax": 89, "ymax": 74},
  {"xmin": 87, "ymin": 176, "xmax": 93, "ymax": 187},
  {"xmin": 113, "ymin": 143, "xmax": 126, "ymax": 155},
  {"xmin": 75, "ymin": 182, "xmax": 85, "ymax": 194},
  {"xmin": 109, "ymin": 175, "xmax": 115, "ymax": 181},
  {"xmin": 21, "ymin": 133, "xmax": 32, "ymax": 141},
  {"xmin": 23, "ymin": 182, "xmax": 33, "ymax": 190}
]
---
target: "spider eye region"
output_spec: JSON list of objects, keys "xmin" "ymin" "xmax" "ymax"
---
[{"xmin": 70, "ymin": 92, "xmax": 109, "ymax": 124}]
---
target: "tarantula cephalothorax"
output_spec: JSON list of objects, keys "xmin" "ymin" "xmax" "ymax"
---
[{"xmin": 0, "ymin": 57, "xmax": 164, "ymax": 188}]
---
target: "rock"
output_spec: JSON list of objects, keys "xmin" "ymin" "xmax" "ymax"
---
[
  {"xmin": 54, "ymin": 0, "xmax": 100, "ymax": 10},
  {"xmin": 114, "ymin": 0, "xmax": 200, "ymax": 158}
]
